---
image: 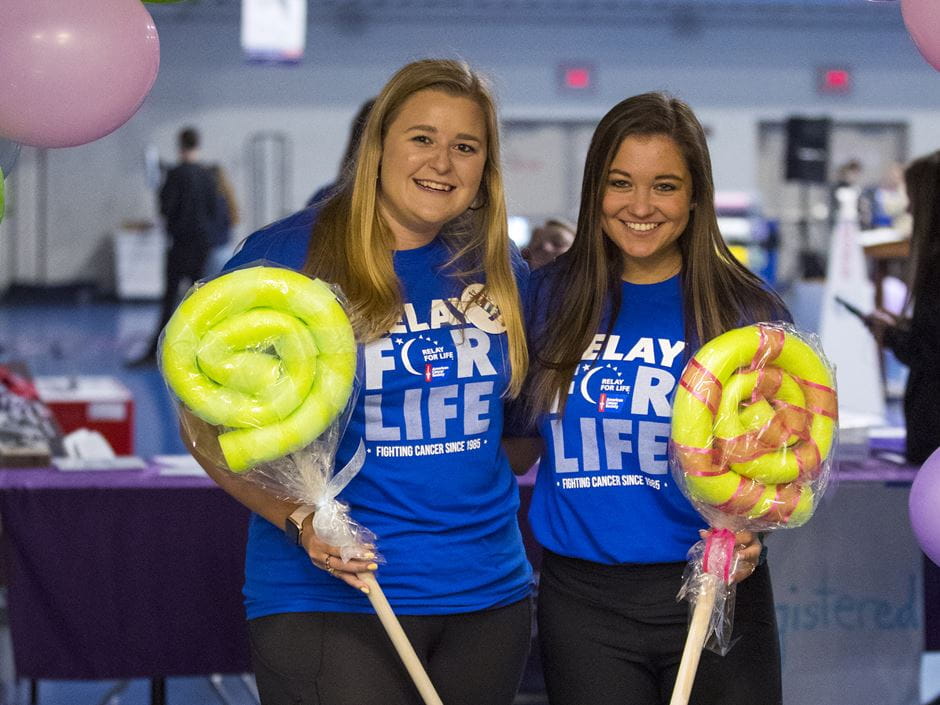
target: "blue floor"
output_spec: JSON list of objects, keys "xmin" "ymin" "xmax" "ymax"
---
[{"xmin": 0, "ymin": 299, "xmax": 185, "ymax": 460}]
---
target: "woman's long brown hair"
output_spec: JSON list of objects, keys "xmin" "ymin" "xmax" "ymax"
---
[
  {"xmin": 901, "ymin": 150, "xmax": 940, "ymax": 317},
  {"xmin": 522, "ymin": 92, "xmax": 787, "ymax": 424}
]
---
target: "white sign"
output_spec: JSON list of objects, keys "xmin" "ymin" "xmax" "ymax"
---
[
  {"xmin": 241, "ymin": 0, "xmax": 307, "ymax": 64},
  {"xmin": 770, "ymin": 481, "xmax": 921, "ymax": 705}
]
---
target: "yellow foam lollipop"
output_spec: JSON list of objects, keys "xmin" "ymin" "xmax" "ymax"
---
[
  {"xmin": 671, "ymin": 323, "xmax": 836, "ymax": 528},
  {"xmin": 160, "ymin": 266, "xmax": 357, "ymax": 472}
]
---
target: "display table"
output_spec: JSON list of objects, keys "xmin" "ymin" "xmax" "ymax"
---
[
  {"xmin": 861, "ymin": 228, "xmax": 910, "ymax": 311},
  {"xmin": 1, "ymin": 445, "xmax": 933, "ymax": 705},
  {"xmin": 0, "ymin": 462, "xmax": 251, "ymax": 702}
]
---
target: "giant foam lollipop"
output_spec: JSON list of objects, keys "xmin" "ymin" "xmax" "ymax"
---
[
  {"xmin": 161, "ymin": 264, "xmax": 444, "ymax": 705},
  {"xmin": 667, "ymin": 322, "xmax": 837, "ymax": 705},
  {"xmin": 161, "ymin": 265, "xmax": 357, "ymax": 471}
]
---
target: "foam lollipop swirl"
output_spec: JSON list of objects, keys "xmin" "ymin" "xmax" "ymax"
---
[
  {"xmin": 671, "ymin": 323, "xmax": 837, "ymax": 528},
  {"xmin": 160, "ymin": 266, "xmax": 357, "ymax": 472}
]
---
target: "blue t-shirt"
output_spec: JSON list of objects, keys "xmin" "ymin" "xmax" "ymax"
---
[
  {"xmin": 524, "ymin": 264, "xmax": 705, "ymax": 565},
  {"xmin": 224, "ymin": 208, "xmax": 533, "ymax": 616}
]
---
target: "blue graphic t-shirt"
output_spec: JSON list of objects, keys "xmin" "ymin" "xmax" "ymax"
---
[
  {"xmin": 224, "ymin": 207, "xmax": 532, "ymax": 616},
  {"xmin": 524, "ymin": 264, "xmax": 705, "ymax": 565}
]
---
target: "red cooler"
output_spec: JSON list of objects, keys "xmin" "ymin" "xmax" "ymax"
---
[{"xmin": 35, "ymin": 376, "xmax": 135, "ymax": 455}]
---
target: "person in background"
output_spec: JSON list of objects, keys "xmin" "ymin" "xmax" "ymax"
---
[
  {"xmin": 305, "ymin": 97, "xmax": 376, "ymax": 208},
  {"xmin": 128, "ymin": 126, "xmax": 218, "ymax": 367},
  {"xmin": 205, "ymin": 164, "xmax": 240, "ymax": 275},
  {"xmin": 864, "ymin": 150, "xmax": 940, "ymax": 465},
  {"xmin": 829, "ymin": 158, "xmax": 865, "ymax": 227},
  {"xmin": 869, "ymin": 161, "xmax": 910, "ymax": 234},
  {"xmin": 521, "ymin": 217, "xmax": 575, "ymax": 270},
  {"xmin": 505, "ymin": 92, "xmax": 788, "ymax": 705},
  {"xmin": 183, "ymin": 59, "xmax": 532, "ymax": 705}
]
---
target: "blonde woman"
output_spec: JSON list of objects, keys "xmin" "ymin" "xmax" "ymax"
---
[{"xmin": 191, "ymin": 59, "xmax": 532, "ymax": 705}]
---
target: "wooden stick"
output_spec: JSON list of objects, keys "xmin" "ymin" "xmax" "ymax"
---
[
  {"xmin": 669, "ymin": 574, "xmax": 719, "ymax": 705},
  {"xmin": 357, "ymin": 572, "xmax": 444, "ymax": 705}
]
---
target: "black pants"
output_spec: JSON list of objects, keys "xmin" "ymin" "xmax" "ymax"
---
[
  {"xmin": 537, "ymin": 550, "xmax": 781, "ymax": 705},
  {"xmin": 143, "ymin": 244, "xmax": 208, "ymax": 358},
  {"xmin": 248, "ymin": 599, "xmax": 531, "ymax": 705}
]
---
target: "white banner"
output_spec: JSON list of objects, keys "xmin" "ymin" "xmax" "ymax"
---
[
  {"xmin": 241, "ymin": 0, "xmax": 307, "ymax": 64},
  {"xmin": 770, "ymin": 481, "xmax": 921, "ymax": 705}
]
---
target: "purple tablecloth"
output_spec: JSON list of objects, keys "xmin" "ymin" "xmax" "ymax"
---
[{"xmin": 0, "ymin": 463, "xmax": 251, "ymax": 679}]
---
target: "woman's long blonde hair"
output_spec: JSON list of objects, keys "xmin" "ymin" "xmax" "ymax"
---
[{"xmin": 303, "ymin": 58, "xmax": 527, "ymax": 396}]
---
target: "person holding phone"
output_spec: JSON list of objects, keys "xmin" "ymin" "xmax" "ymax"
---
[{"xmin": 863, "ymin": 150, "xmax": 940, "ymax": 465}]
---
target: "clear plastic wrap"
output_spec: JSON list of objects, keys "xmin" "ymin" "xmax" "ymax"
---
[
  {"xmin": 158, "ymin": 263, "xmax": 374, "ymax": 562},
  {"xmin": 667, "ymin": 322, "xmax": 837, "ymax": 704}
]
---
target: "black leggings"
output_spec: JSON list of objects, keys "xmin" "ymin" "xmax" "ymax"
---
[
  {"xmin": 248, "ymin": 599, "xmax": 531, "ymax": 705},
  {"xmin": 537, "ymin": 550, "xmax": 781, "ymax": 705}
]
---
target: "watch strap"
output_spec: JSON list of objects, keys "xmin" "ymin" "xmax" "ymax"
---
[{"xmin": 285, "ymin": 505, "xmax": 315, "ymax": 546}]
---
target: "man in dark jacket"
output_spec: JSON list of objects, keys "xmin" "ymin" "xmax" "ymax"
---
[{"xmin": 129, "ymin": 127, "xmax": 218, "ymax": 366}]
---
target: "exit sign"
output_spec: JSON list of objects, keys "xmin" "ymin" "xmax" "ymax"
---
[
  {"xmin": 558, "ymin": 63, "xmax": 596, "ymax": 94},
  {"xmin": 818, "ymin": 67, "xmax": 852, "ymax": 95}
]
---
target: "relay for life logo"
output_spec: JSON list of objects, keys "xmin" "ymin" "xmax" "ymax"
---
[
  {"xmin": 547, "ymin": 334, "xmax": 687, "ymax": 482},
  {"xmin": 361, "ymin": 284, "xmax": 507, "ymax": 459}
]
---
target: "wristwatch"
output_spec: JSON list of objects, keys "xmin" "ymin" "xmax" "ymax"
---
[{"xmin": 285, "ymin": 505, "xmax": 315, "ymax": 546}]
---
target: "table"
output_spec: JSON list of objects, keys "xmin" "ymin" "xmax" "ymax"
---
[
  {"xmin": 2, "ymin": 447, "xmax": 935, "ymax": 705},
  {"xmin": 0, "ymin": 463, "xmax": 251, "ymax": 703},
  {"xmin": 863, "ymin": 235, "xmax": 910, "ymax": 311}
]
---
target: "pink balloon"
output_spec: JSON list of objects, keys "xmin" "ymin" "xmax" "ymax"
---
[
  {"xmin": 901, "ymin": 0, "xmax": 940, "ymax": 71},
  {"xmin": 0, "ymin": 0, "xmax": 160, "ymax": 148},
  {"xmin": 910, "ymin": 447, "xmax": 940, "ymax": 566}
]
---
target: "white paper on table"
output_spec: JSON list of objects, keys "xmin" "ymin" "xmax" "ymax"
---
[
  {"xmin": 54, "ymin": 456, "xmax": 147, "ymax": 471},
  {"xmin": 152, "ymin": 454, "xmax": 206, "ymax": 477},
  {"xmin": 869, "ymin": 426, "xmax": 906, "ymax": 440}
]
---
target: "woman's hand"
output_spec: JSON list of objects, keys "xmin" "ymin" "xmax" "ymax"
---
[
  {"xmin": 178, "ymin": 409, "xmax": 380, "ymax": 595},
  {"xmin": 699, "ymin": 529, "xmax": 762, "ymax": 584},
  {"xmin": 300, "ymin": 513, "xmax": 379, "ymax": 594},
  {"xmin": 863, "ymin": 309, "xmax": 899, "ymax": 346}
]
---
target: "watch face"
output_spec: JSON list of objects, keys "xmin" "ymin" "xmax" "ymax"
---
[
  {"xmin": 286, "ymin": 507, "xmax": 313, "ymax": 546},
  {"xmin": 285, "ymin": 516, "xmax": 302, "ymax": 545}
]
